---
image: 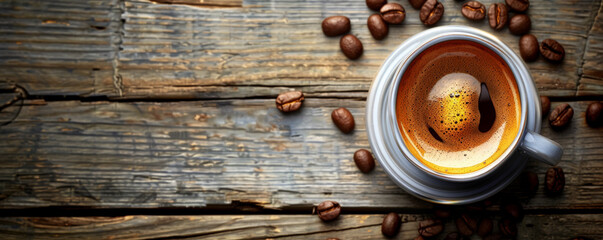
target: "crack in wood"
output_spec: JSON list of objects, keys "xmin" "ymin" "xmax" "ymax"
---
[
  {"xmin": 112, "ymin": 0, "xmax": 126, "ymax": 97},
  {"xmin": 578, "ymin": 0, "xmax": 603, "ymax": 86}
]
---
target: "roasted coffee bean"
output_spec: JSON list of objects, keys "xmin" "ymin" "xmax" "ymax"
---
[
  {"xmin": 455, "ymin": 214, "xmax": 478, "ymax": 236},
  {"xmin": 444, "ymin": 232, "xmax": 469, "ymax": 240},
  {"xmin": 276, "ymin": 91, "xmax": 304, "ymax": 112},
  {"xmin": 488, "ymin": 3, "xmax": 508, "ymax": 30},
  {"xmin": 461, "ymin": 1, "xmax": 486, "ymax": 21},
  {"xmin": 520, "ymin": 34, "xmax": 539, "ymax": 62},
  {"xmin": 549, "ymin": 103, "xmax": 573, "ymax": 129},
  {"xmin": 506, "ymin": 0, "xmax": 529, "ymax": 12},
  {"xmin": 540, "ymin": 39, "xmax": 565, "ymax": 62},
  {"xmin": 501, "ymin": 200, "xmax": 524, "ymax": 221},
  {"xmin": 409, "ymin": 0, "xmax": 427, "ymax": 9},
  {"xmin": 477, "ymin": 218, "xmax": 493, "ymax": 237},
  {"xmin": 586, "ymin": 102, "xmax": 603, "ymax": 127},
  {"xmin": 420, "ymin": 0, "xmax": 444, "ymax": 26},
  {"xmin": 380, "ymin": 3, "xmax": 406, "ymax": 24},
  {"xmin": 366, "ymin": 0, "xmax": 388, "ymax": 11},
  {"xmin": 521, "ymin": 171, "xmax": 539, "ymax": 195},
  {"xmin": 418, "ymin": 218, "xmax": 444, "ymax": 237},
  {"xmin": 414, "ymin": 236, "xmax": 426, "ymax": 240},
  {"xmin": 381, "ymin": 212, "xmax": 401, "ymax": 237},
  {"xmin": 354, "ymin": 149, "xmax": 376, "ymax": 173},
  {"xmin": 316, "ymin": 201, "xmax": 341, "ymax": 221},
  {"xmin": 340, "ymin": 34, "xmax": 363, "ymax": 60},
  {"xmin": 545, "ymin": 167, "xmax": 565, "ymax": 195},
  {"xmin": 433, "ymin": 207, "xmax": 452, "ymax": 219},
  {"xmin": 499, "ymin": 218, "xmax": 517, "ymax": 237},
  {"xmin": 332, "ymin": 107, "xmax": 355, "ymax": 133},
  {"xmin": 540, "ymin": 96, "xmax": 551, "ymax": 117},
  {"xmin": 509, "ymin": 14, "xmax": 531, "ymax": 35},
  {"xmin": 367, "ymin": 14, "xmax": 389, "ymax": 40},
  {"xmin": 321, "ymin": 16, "xmax": 351, "ymax": 37}
]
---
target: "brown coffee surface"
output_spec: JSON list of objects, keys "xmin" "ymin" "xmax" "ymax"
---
[{"xmin": 396, "ymin": 40, "xmax": 521, "ymax": 174}]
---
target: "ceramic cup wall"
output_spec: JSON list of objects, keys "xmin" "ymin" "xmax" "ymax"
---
[{"xmin": 366, "ymin": 26, "xmax": 562, "ymax": 204}]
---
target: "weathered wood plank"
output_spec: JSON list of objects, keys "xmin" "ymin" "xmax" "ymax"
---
[
  {"xmin": 0, "ymin": 99, "xmax": 601, "ymax": 209},
  {"xmin": 1, "ymin": 0, "xmax": 601, "ymax": 99},
  {"xmin": 149, "ymin": 0, "xmax": 242, "ymax": 7},
  {"xmin": 115, "ymin": 0, "xmax": 601, "ymax": 99},
  {"xmin": 578, "ymin": 1, "xmax": 603, "ymax": 96},
  {"xmin": 0, "ymin": 0, "xmax": 121, "ymax": 97},
  {"xmin": 0, "ymin": 214, "xmax": 601, "ymax": 239}
]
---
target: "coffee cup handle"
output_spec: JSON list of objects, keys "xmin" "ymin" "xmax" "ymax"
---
[{"xmin": 520, "ymin": 131, "xmax": 563, "ymax": 165}]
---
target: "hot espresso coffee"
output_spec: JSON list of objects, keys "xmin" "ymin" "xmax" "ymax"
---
[{"xmin": 396, "ymin": 40, "xmax": 521, "ymax": 174}]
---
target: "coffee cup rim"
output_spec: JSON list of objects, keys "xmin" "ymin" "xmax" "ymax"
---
[{"xmin": 387, "ymin": 27, "xmax": 530, "ymax": 182}]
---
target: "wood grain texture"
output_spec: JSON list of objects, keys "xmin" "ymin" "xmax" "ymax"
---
[
  {"xmin": 0, "ymin": 99, "xmax": 601, "ymax": 209},
  {"xmin": 117, "ymin": 0, "xmax": 601, "ymax": 99},
  {"xmin": 0, "ymin": 0, "xmax": 122, "ymax": 97},
  {"xmin": 1, "ymin": 0, "xmax": 602, "ymax": 99},
  {"xmin": 149, "ymin": 0, "xmax": 242, "ymax": 7},
  {"xmin": 0, "ymin": 214, "xmax": 602, "ymax": 239},
  {"xmin": 578, "ymin": 0, "xmax": 603, "ymax": 96}
]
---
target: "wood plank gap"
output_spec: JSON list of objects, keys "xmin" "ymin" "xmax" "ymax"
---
[
  {"xmin": 2, "ymin": 207, "xmax": 603, "ymax": 217},
  {"xmin": 17, "ymin": 93, "xmax": 603, "ymax": 103}
]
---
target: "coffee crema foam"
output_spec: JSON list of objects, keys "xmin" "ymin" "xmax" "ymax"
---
[{"xmin": 396, "ymin": 40, "xmax": 521, "ymax": 174}]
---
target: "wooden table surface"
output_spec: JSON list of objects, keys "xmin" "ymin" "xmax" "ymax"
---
[{"xmin": 1, "ymin": 0, "xmax": 602, "ymax": 239}]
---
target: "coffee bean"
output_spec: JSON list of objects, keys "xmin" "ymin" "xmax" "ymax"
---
[
  {"xmin": 549, "ymin": 103, "xmax": 573, "ymax": 129},
  {"xmin": 477, "ymin": 218, "xmax": 493, "ymax": 237},
  {"xmin": 520, "ymin": 34, "xmax": 539, "ymax": 62},
  {"xmin": 418, "ymin": 218, "xmax": 444, "ymax": 237},
  {"xmin": 367, "ymin": 14, "xmax": 389, "ymax": 40},
  {"xmin": 420, "ymin": 0, "xmax": 444, "ymax": 26},
  {"xmin": 540, "ymin": 96, "xmax": 551, "ymax": 117},
  {"xmin": 540, "ymin": 39, "xmax": 565, "ymax": 62},
  {"xmin": 276, "ymin": 91, "xmax": 304, "ymax": 112},
  {"xmin": 381, "ymin": 212, "xmax": 401, "ymax": 237},
  {"xmin": 586, "ymin": 102, "xmax": 603, "ymax": 127},
  {"xmin": 461, "ymin": 1, "xmax": 486, "ymax": 21},
  {"xmin": 498, "ymin": 218, "xmax": 517, "ymax": 237},
  {"xmin": 455, "ymin": 214, "xmax": 477, "ymax": 236},
  {"xmin": 366, "ymin": 0, "xmax": 388, "ymax": 11},
  {"xmin": 433, "ymin": 207, "xmax": 452, "ymax": 219},
  {"xmin": 501, "ymin": 200, "xmax": 524, "ymax": 221},
  {"xmin": 321, "ymin": 16, "xmax": 351, "ymax": 37},
  {"xmin": 316, "ymin": 201, "xmax": 341, "ymax": 221},
  {"xmin": 340, "ymin": 34, "xmax": 363, "ymax": 60},
  {"xmin": 414, "ymin": 236, "xmax": 426, "ymax": 240},
  {"xmin": 570, "ymin": 237, "xmax": 594, "ymax": 240},
  {"xmin": 332, "ymin": 107, "xmax": 355, "ymax": 133},
  {"xmin": 545, "ymin": 167, "xmax": 565, "ymax": 195},
  {"xmin": 521, "ymin": 171, "xmax": 539, "ymax": 195},
  {"xmin": 488, "ymin": 3, "xmax": 508, "ymax": 30},
  {"xmin": 353, "ymin": 149, "xmax": 376, "ymax": 173},
  {"xmin": 380, "ymin": 3, "xmax": 406, "ymax": 24},
  {"xmin": 509, "ymin": 14, "xmax": 531, "ymax": 35},
  {"xmin": 409, "ymin": 0, "xmax": 427, "ymax": 9},
  {"xmin": 506, "ymin": 0, "xmax": 529, "ymax": 12},
  {"xmin": 444, "ymin": 232, "xmax": 469, "ymax": 240}
]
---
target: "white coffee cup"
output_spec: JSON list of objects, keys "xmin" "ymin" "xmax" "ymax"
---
[{"xmin": 366, "ymin": 26, "xmax": 562, "ymax": 204}]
